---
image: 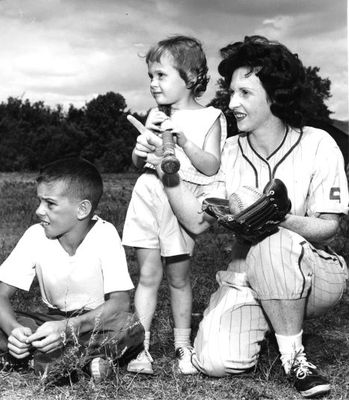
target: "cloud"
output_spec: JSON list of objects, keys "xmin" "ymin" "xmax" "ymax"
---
[{"xmin": 0, "ymin": 0, "xmax": 347, "ymax": 119}]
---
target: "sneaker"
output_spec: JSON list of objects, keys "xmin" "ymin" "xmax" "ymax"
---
[
  {"xmin": 175, "ymin": 347, "xmax": 199, "ymax": 375},
  {"xmin": 89, "ymin": 357, "xmax": 113, "ymax": 382},
  {"xmin": 0, "ymin": 354, "xmax": 30, "ymax": 372},
  {"xmin": 127, "ymin": 349, "xmax": 154, "ymax": 374},
  {"xmin": 289, "ymin": 354, "xmax": 330, "ymax": 398}
]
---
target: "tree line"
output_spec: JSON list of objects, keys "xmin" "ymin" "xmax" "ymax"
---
[{"xmin": 0, "ymin": 66, "xmax": 345, "ymax": 173}]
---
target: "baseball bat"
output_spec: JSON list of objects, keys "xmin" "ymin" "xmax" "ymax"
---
[{"xmin": 159, "ymin": 105, "xmax": 180, "ymax": 175}]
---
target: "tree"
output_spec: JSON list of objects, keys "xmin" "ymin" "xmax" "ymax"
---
[
  {"xmin": 303, "ymin": 66, "xmax": 332, "ymax": 124},
  {"xmin": 207, "ymin": 78, "xmax": 238, "ymax": 137}
]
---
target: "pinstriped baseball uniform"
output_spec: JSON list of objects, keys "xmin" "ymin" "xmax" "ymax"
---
[{"xmin": 192, "ymin": 126, "xmax": 349, "ymax": 376}]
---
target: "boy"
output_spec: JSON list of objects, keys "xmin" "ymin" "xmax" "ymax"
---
[{"xmin": 0, "ymin": 157, "xmax": 144, "ymax": 381}]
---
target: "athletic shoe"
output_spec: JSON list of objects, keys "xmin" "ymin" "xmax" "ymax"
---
[
  {"xmin": 127, "ymin": 349, "xmax": 154, "ymax": 374},
  {"xmin": 175, "ymin": 347, "xmax": 199, "ymax": 375},
  {"xmin": 0, "ymin": 354, "xmax": 30, "ymax": 372},
  {"xmin": 89, "ymin": 357, "xmax": 113, "ymax": 382},
  {"xmin": 289, "ymin": 354, "xmax": 330, "ymax": 398}
]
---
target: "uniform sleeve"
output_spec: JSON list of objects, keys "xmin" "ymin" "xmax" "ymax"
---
[
  {"xmin": 0, "ymin": 226, "xmax": 38, "ymax": 291},
  {"xmin": 307, "ymin": 134, "xmax": 349, "ymax": 216},
  {"xmin": 98, "ymin": 221, "xmax": 134, "ymax": 294}
]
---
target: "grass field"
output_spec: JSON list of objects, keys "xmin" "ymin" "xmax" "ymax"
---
[{"xmin": 0, "ymin": 172, "xmax": 348, "ymax": 400}]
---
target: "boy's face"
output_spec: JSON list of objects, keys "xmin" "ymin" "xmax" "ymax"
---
[
  {"xmin": 148, "ymin": 53, "xmax": 190, "ymax": 107},
  {"xmin": 36, "ymin": 180, "xmax": 81, "ymax": 239}
]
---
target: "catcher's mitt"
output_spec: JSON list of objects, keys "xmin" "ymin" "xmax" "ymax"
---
[{"xmin": 202, "ymin": 179, "xmax": 291, "ymax": 244}]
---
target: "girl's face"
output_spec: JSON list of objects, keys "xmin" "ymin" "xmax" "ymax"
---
[
  {"xmin": 148, "ymin": 53, "xmax": 191, "ymax": 107},
  {"xmin": 228, "ymin": 66, "xmax": 273, "ymax": 134}
]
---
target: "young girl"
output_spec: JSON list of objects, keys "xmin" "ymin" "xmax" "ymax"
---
[{"xmin": 122, "ymin": 35, "xmax": 227, "ymax": 375}]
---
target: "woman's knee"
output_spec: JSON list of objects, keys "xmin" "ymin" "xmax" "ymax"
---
[{"xmin": 192, "ymin": 347, "xmax": 255, "ymax": 377}]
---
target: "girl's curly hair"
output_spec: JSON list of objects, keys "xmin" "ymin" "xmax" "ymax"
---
[
  {"xmin": 146, "ymin": 35, "xmax": 209, "ymax": 97},
  {"xmin": 218, "ymin": 35, "xmax": 312, "ymax": 129}
]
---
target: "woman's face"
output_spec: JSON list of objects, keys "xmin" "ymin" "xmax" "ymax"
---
[{"xmin": 228, "ymin": 66, "xmax": 273, "ymax": 133}]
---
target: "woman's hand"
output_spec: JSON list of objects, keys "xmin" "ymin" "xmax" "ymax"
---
[{"xmin": 128, "ymin": 115, "xmax": 164, "ymax": 166}]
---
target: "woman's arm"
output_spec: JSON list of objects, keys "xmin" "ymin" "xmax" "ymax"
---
[
  {"xmin": 159, "ymin": 168, "xmax": 214, "ymax": 235},
  {"xmin": 280, "ymin": 213, "xmax": 340, "ymax": 243}
]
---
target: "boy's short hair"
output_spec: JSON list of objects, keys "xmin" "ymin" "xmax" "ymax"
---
[
  {"xmin": 146, "ymin": 35, "xmax": 209, "ymax": 97},
  {"xmin": 37, "ymin": 157, "xmax": 103, "ymax": 211}
]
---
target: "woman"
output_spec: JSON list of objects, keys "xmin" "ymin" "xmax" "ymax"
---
[{"xmin": 128, "ymin": 36, "xmax": 348, "ymax": 399}]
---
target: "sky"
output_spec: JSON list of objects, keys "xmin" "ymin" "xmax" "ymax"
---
[{"xmin": 0, "ymin": 0, "xmax": 347, "ymax": 120}]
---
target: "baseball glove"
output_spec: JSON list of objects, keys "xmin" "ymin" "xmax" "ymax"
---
[{"xmin": 202, "ymin": 178, "xmax": 291, "ymax": 244}]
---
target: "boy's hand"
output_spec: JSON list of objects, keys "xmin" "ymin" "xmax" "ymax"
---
[
  {"xmin": 8, "ymin": 326, "xmax": 33, "ymax": 359},
  {"xmin": 26, "ymin": 320, "xmax": 68, "ymax": 353}
]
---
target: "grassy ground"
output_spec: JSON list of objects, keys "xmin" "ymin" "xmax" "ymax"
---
[{"xmin": 0, "ymin": 172, "xmax": 348, "ymax": 400}]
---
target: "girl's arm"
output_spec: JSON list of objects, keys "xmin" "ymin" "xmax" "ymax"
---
[{"xmin": 176, "ymin": 118, "xmax": 222, "ymax": 176}]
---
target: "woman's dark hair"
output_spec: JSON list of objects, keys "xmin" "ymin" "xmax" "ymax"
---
[
  {"xmin": 218, "ymin": 35, "xmax": 311, "ymax": 128},
  {"xmin": 146, "ymin": 35, "xmax": 209, "ymax": 97}
]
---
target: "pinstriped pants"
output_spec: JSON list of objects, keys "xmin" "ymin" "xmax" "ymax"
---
[{"xmin": 192, "ymin": 227, "xmax": 347, "ymax": 376}]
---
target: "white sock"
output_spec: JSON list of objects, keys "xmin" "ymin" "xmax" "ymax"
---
[
  {"xmin": 143, "ymin": 331, "xmax": 151, "ymax": 352},
  {"xmin": 275, "ymin": 330, "xmax": 304, "ymax": 374},
  {"xmin": 174, "ymin": 328, "xmax": 191, "ymax": 350}
]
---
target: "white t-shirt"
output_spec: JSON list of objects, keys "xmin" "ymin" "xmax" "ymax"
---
[{"xmin": 0, "ymin": 216, "xmax": 134, "ymax": 311}]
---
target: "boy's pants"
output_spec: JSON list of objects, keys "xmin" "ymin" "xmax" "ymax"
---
[{"xmin": 0, "ymin": 308, "xmax": 144, "ymax": 375}]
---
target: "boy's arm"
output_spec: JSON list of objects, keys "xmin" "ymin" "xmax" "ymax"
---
[
  {"xmin": 175, "ymin": 118, "xmax": 221, "ymax": 176},
  {"xmin": 0, "ymin": 282, "xmax": 33, "ymax": 358},
  {"xmin": 70, "ymin": 290, "xmax": 130, "ymax": 333},
  {"xmin": 26, "ymin": 291, "xmax": 130, "ymax": 353}
]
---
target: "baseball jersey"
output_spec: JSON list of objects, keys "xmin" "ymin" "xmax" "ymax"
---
[
  {"xmin": 192, "ymin": 126, "xmax": 348, "ymax": 376},
  {"xmin": 215, "ymin": 126, "xmax": 348, "ymax": 217},
  {"xmin": 0, "ymin": 216, "xmax": 134, "ymax": 312}
]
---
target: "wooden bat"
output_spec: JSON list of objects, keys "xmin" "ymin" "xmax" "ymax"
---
[{"xmin": 159, "ymin": 104, "xmax": 180, "ymax": 175}]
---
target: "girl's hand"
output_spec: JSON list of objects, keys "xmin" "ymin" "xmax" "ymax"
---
[
  {"xmin": 172, "ymin": 128, "xmax": 188, "ymax": 148},
  {"xmin": 145, "ymin": 109, "xmax": 168, "ymax": 133}
]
